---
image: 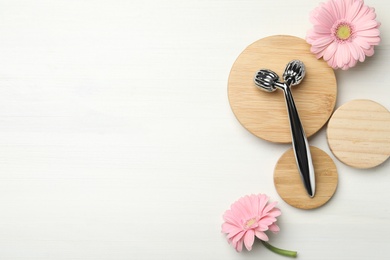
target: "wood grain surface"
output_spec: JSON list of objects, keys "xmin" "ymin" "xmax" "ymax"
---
[
  {"xmin": 228, "ymin": 35, "xmax": 337, "ymax": 143},
  {"xmin": 274, "ymin": 146, "xmax": 338, "ymax": 210},
  {"xmin": 327, "ymin": 99, "xmax": 390, "ymax": 168}
]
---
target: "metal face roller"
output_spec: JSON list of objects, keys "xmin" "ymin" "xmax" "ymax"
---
[{"xmin": 254, "ymin": 60, "xmax": 315, "ymax": 197}]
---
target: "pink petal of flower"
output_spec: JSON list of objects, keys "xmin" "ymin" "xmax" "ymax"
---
[
  {"xmin": 227, "ymin": 229, "xmax": 244, "ymax": 240},
  {"xmin": 329, "ymin": 0, "xmax": 342, "ymax": 20},
  {"xmin": 365, "ymin": 36, "xmax": 381, "ymax": 45},
  {"xmin": 267, "ymin": 208, "xmax": 282, "ymax": 218},
  {"xmin": 347, "ymin": 57, "xmax": 358, "ymax": 68},
  {"xmin": 356, "ymin": 28, "xmax": 380, "ymax": 37},
  {"xmin": 335, "ymin": 46, "xmax": 344, "ymax": 68},
  {"xmin": 244, "ymin": 196, "xmax": 255, "ymax": 216},
  {"xmin": 346, "ymin": 0, "xmax": 363, "ymax": 21},
  {"xmin": 341, "ymin": 44, "xmax": 351, "ymax": 66},
  {"xmin": 269, "ymin": 224, "xmax": 280, "ymax": 233},
  {"xmin": 323, "ymin": 41, "xmax": 338, "ymax": 61},
  {"xmin": 249, "ymin": 195, "xmax": 260, "ymax": 216},
  {"xmin": 223, "ymin": 210, "xmax": 241, "ymax": 226},
  {"xmin": 244, "ymin": 230, "xmax": 255, "ymax": 251},
  {"xmin": 259, "ymin": 216, "xmax": 276, "ymax": 226},
  {"xmin": 258, "ymin": 224, "xmax": 269, "ymax": 231},
  {"xmin": 352, "ymin": 5, "xmax": 375, "ymax": 24},
  {"xmin": 335, "ymin": 0, "xmax": 346, "ymax": 19},
  {"xmin": 363, "ymin": 46, "xmax": 375, "ymax": 57},
  {"xmin": 263, "ymin": 201, "xmax": 278, "ymax": 214},
  {"xmin": 222, "ymin": 222, "xmax": 239, "ymax": 234},
  {"xmin": 354, "ymin": 20, "xmax": 379, "ymax": 31},
  {"xmin": 232, "ymin": 199, "xmax": 250, "ymax": 220},
  {"xmin": 317, "ymin": 3, "xmax": 337, "ymax": 25},
  {"xmin": 257, "ymin": 194, "xmax": 269, "ymax": 215},
  {"xmin": 353, "ymin": 36, "xmax": 370, "ymax": 49},
  {"xmin": 346, "ymin": 41, "xmax": 359, "ymax": 60},
  {"xmin": 358, "ymin": 47, "xmax": 366, "ymax": 62},
  {"xmin": 312, "ymin": 36, "xmax": 333, "ymax": 47},
  {"xmin": 327, "ymin": 55, "xmax": 338, "ymax": 69},
  {"xmin": 236, "ymin": 238, "xmax": 243, "ymax": 252},
  {"xmin": 255, "ymin": 230, "xmax": 269, "ymax": 241},
  {"xmin": 232, "ymin": 230, "xmax": 246, "ymax": 246},
  {"xmin": 240, "ymin": 196, "xmax": 253, "ymax": 216},
  {"xmin": 313, "ymin": 24, "xmax": 332, "ymax": 34}
]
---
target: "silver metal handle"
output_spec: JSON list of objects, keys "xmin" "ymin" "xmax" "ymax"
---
[{"xmin": 275, "ymin": 79, "xmax": 315, "ymax": 197}]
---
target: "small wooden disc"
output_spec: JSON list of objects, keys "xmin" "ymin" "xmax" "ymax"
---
[
  {"xmin": 228, "ymin": 35, "xmax": 337, "ymax": 143},
  {"xmin": 327, "ymin": 99, "xmax": 390, "ymax": 168},
  {"xmin": 274, "ymin": 146, "xmax": 338, "ymax": 210}
]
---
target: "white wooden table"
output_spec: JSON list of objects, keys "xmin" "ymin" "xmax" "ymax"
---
[{"xmin": 0, "ymin": 0, "xmax": 389, "ymax": 259}]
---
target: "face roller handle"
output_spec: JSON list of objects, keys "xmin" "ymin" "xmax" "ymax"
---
[
  {"xmin": 254, "ymin": 60, "xmax": 315, "ymax": 197},
  {"xmin": 281, "ymin": 61, "xmax": 315, "ymax": 197}
]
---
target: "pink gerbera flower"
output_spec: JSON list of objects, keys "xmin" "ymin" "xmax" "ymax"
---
[
  {"xmin": 221, "ymin": 194, "xmax": 297, "ymax": 257},
  {"xmin": 306, "ymin": 0, "xmax": 380, "ymax": 70},
  {"xmin": 222, "ymin": 194, "xmax": 281, "ymax": 251}
]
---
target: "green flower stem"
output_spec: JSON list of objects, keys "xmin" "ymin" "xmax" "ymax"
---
[{"xmin": 261, "ymin": 241, "xmax": 297, "ymax": 258}]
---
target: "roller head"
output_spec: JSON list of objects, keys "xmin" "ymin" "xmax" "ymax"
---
[
  {"xmin": 283, "ymin": 60, "xmax": 305, "ymax": 86},
  {"xmin": 253, "ymin": 69, "xmax": 279, "ymax": 92}
]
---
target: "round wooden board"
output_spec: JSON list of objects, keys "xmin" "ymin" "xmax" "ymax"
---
[
  {"xmin": 327, "ymin": 99, "xmax": 390, "ymax": 169},
  {"xmin": 228, "ymin": 35, "xmax": 337, "ymax": 143},
  {"xmin": 274, "ymin": 146, "xmax": 338, "ymax": 210}
]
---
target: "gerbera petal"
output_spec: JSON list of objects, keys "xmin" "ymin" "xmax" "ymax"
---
[
  {"xmin": 232, "ymin": 230, "xmax": 246, "ymax": 245},
  {"xmin": 236, "ymin": 239, "xmax": 243, "ymax": 252},
  {"xmin": 354, "ymin": 20, "xmax": 379, "ymax": 32},
  {"xmin": 335, "ymin": 46, "xmax": 344, "ymax": 68},
  {"xmin": 357, "ymin": 46, "xmax": 366, "ymax": 62},
  {"xmin": 319, "ymin": 3, "xmax": 338, "ymax": 25},
  {"xmin": 323, "ymin": 41, "xmax": 338, "ymax": 61},
  {"xmin": 249, "ymin": 194, "xmax": 259, "ymax": 217},
  {"xmin": 244, "ymin": 230, "xmax": 255, "ymax": 251},
  {"xmin": 226, "ymin": 230, "xmax": 245, "ymax": 242},
  {"xmin": 329, "ymin": 0, "xmax": 342, "ymax": 20},
  {"xmin": 353, "ymin": 36, "xmax": 371, "ymax": 49},
  {"xmin": 257, "ymin": 194, "xmax": 269, "ymax": 214},
  {"xmin": 259, "ymin": 216, "xmax": 276, "ymax": 226},
  {"xmin": 335, "ymin": 0, "xmax": 346, "ymax": 18},
  {"xmin": 269, "ymin": 224, "xmax": 280, "ymax": 233},
  {"xmin": 363, "ymin": 46, "xmax": 375, "ymax": 57},
  {"xmin": 352, "ymin": 5, "xmax": 373, "ymax": 24},
  {"xmin": 311, "ymin": 46, "xmax": 327, "ymax": 58},
  {"xmin": 327, "ymin": 55, "xmax": 338, "ymax": 69},
  {"xmin": 257, "ymin": 224, "xmax": 268, "ymax": 231},
  {"xmin": 222, "ymin": 222, "xmax": 240, "ymax": 234},
  {"xmin": 346, "ymin": 41, "xmax": 359, "ymax": 60},
  {"xmin": 267, "ymin": 208, "xmax": 282, "ymax": 218},
  {"xmin": 240, "ymin": 196, "xmax": 253, "ymax": 216},
  {"xmin": 232, "ymin": 199, "xmax": 250, "ymax": 219},
  {"xmin": 356, "ymin": 28, "xmax": 380, "ymax": 37},
  {"xmin": 366, "ymin": 36, "xmax": 381, "ymax": 46},
  {"xmin": 313, "ymin": 25, "xmax": 332, "ymax": 34},
  {"xmin": 347, "ymin": 56, "xmax": 358, "ymax": 68},
  {"xmin": 255, "ymin": 230, "xmax": 269, "ymax": 241},
  {"xmin": 341, "ymin": 44, "xmax": 351, "ymax": 65},
  {"xmin": 223, "ymin": 210, "xmax": 241, "ymax": 226},
  {"xmin": 263, "ymin": 201, "xmax": 278, "ymax": 214},
  {"xmin": 346, "ymin": 0, "xmax": 363, "ymax": 21}
]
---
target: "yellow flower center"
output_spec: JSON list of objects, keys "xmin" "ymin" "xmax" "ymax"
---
[
  {"xmin": 336, "ymin": 24, "xmax": 351, "ymax": 40},
  {"xmin": 245, "ymin": 218, "xmax": 256, "ymax": 228}
]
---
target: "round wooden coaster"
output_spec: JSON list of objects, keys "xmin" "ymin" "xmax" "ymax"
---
[
  {"xmin": 228, "ymin": 35, "xmax": 337, "ymax": 143},
  {"xmin": 274, "ymin": 146, "xmax": 338, "ymax": 210},
  {"xmin": 327, "ymin": 99, "xmax": 390, "ymax": 169}
]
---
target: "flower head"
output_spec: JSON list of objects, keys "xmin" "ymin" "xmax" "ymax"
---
[
  {"xmin": 306, "ymin": 0, "xmax": 380, "ymax": 70},
  {"xmin": 221, "ymin": 194, "xmax": 281, "ymax": 252}
]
